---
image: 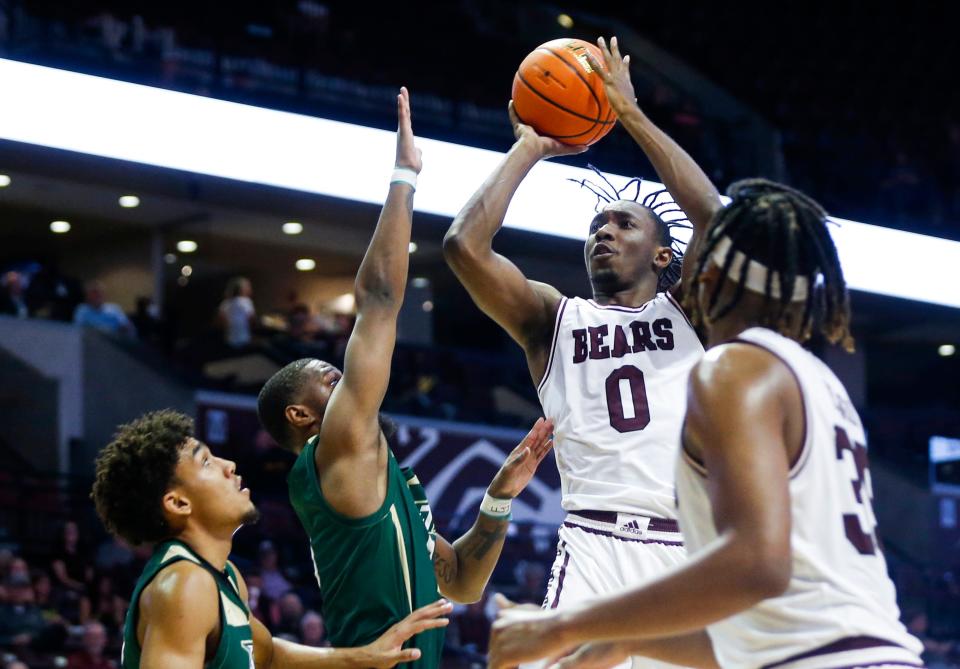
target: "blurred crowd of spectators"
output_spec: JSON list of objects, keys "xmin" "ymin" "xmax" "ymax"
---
[
  {"xmin": 0, "ymin": 265, "xmax": 540, "ymax": 430},
  {"xmin": 2, "ymin": 499, "xmax": 959, "ymax": 669}
]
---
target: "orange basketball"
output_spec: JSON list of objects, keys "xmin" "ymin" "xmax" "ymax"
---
[{"xmin": 512, "ymin": 38, "xmax": 615, "ymax": 146}]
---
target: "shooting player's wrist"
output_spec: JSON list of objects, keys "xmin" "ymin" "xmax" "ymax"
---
[
  {"xmin": 613, "ymin": 99, "xmax": 645, "ymax": 121},
  {"xmin": 511, "ymin": 137, "xmax": 547, "ymax": 162}
]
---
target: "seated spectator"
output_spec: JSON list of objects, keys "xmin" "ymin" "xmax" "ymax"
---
[
  {"xmin": 73, "ymin": 281, "xmax": 134, "ymax": 337},
  {"xmin": 25, "ymin": 262, "xmax": 83, "ymax": 321},
  {"xmin": 256, "ymin": 540, "xmax": 292, "ymax": 601},
  {"xmin": 286, "ymin": 302, "xmax": 320, "ymax": 342},
  {"xmin": 299, "ymin": 610, "xmax": 329, "ymax": 648},
  {"xmin": 0, "ymin": 271, "xmax": 29, "ymax": 318},
  {"xmin": 218, "ymin": 276, "xmax": 256, "ymax": 348},
  {"xmin": 270, "ymin": 592, "xmax": 305, "ymax": 642},
  {"xmin": 32, "ymin": 571, "xmax": 65, "ymax": 627},
  {"xmin": 0, "ymin": 548, "xmax": 15, "ymax": 582},
  {"xmin": 128, "ymin": 296, "xmax": 163, "ymax": 345},
  {"xmin": 243, "ymin": 572, "xmax": 268, "ymax": 624},
  {"xmin": 93, "ymin": 536, "xmax": 133, "ymax": 577},
  {"xmin": 80, "ymin": 573, "xmax": 126, "ymax": 636},
  {"xmin": 50, "ymin": 521, "xmax": 94, "ymax": 624},
  {"xmin": 66, "ymin": 621, "xmax": 115, "ymax": 669},
  {"xmin": 51, "ymin": 521, "xmax": 93, "ymax": 594},
  {"xmin": 509, "ymin": 560, "xmax": 546, "ymax": 605},
  {"xmin": 5, "ymin": 557, "xmax": 30, "ymax": 588},
  {"xmin": 0, "ymin": 569, "xmax": 45, "ymax": 648}
]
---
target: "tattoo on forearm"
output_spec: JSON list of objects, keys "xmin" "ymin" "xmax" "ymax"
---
[
  {"xmin": 434, "ymin": 557, "xmax": 456, "ymax": 584},
  {"xmin": 462, "ymin": 524, "xmax": 507, "ymax": 560}
]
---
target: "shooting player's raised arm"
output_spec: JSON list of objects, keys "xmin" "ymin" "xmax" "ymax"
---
[
  {"xmin": 587, "ymin": 37, "xmax": 723, "ymax": 297},
  {"xmin": 444, "ymin": 104, "xmax": 581, "ymax": 380}
]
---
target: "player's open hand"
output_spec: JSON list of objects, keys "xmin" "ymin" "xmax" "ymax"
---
[
  {"xmin": 489, "ymin": 593, "xmax": 574, "ymax": 669},
  {"xmin": 396, "ymin": 87, "xmax": 423, "ymax": 174},
  {"xmin": 509, "ymin": 100, "xmax": 588, "ymax": 159},
  {"xmin": 487, "ymin": 417, "xmax": 554, "ymax": 499},
  {"xmin": 585, "ymin": 37, "xmax": 638, "ymax": 116},
  {"xmin": 362, "ymin": 598, "xmax": 452, "ymax": 668}
]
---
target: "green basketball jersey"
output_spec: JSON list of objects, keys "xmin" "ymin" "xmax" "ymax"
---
[
  {"xmin": 121, "ymin": 540, "xmax": 255, "ymax": 669},
  {"xmin": 288, "ymin": 436, "xmax": 442, "ymax": 669}
]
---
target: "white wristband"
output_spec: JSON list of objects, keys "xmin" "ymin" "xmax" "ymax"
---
[
  {"xmin": 480, "ymin": 492, "xmax": 512, "ymax": 519},
  {"xmin": 391, "ymin": 167, "xmax": 418, "ymax": 190}
]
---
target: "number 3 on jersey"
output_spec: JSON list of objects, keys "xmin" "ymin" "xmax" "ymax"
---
[
  {"xmin": 835, "ymin": 426, "xmax": 878, "ymax": 555},
  {"xmin": 604, "ymin": 365, "xmax": 651, "ymax": 432}
]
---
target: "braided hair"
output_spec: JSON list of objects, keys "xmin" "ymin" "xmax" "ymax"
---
[
  {"xmin": 686, "ymin": 178, "xmax": 853, "ymax": 350},
  {"xmin": 571, "ymin": 165, "xmax": 692, "ymax": 292}
]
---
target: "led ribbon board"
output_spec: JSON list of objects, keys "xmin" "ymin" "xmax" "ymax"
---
[{"xmin": 1, "ymin": 58, "xmax": 958, "ymax": 308}]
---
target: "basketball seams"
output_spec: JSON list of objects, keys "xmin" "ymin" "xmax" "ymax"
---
[
  {"xmin": 516, "ymin": 71, "xmax": 614, "ymax": 127},
  {"xmin": 541, "ymin": 46, "xmax": 607, "ymax": 121},
  {"xmin": 512, "ymin": 38, "xmax": 615, "ymax": 146},
  {"xmin": 580, "ymin": 103, "xmax": 617, "ymax": 145},
  {"xmin": 515, "ymin": 73, "xmax": 601, "ymax": 138}
]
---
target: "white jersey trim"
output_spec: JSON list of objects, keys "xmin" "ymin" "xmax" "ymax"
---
[
  {"xmin": 537, "ymin": 296, "xmax": 569, "ymax": 395},
  {"xmin": 665, "ymin": 291, "xmax": 697, "ymax": 330},
  {"xmin": 584, "ymin": 297, "xmax": 655, "ymax": 314}
]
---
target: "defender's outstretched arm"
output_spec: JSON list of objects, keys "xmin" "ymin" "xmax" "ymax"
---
[{"xmin": 316, "ymin": 88, "xmax": 421, "ymax": 516}]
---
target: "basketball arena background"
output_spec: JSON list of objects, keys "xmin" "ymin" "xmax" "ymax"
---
[{"xmin": 0, "ymin": 1, "xmax": 959, "ymax": 667}]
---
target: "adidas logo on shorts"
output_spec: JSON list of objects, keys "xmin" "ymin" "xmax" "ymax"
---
[{"xmin": 612, "ymin": 514, "xmax": 651, "ymax": 540}]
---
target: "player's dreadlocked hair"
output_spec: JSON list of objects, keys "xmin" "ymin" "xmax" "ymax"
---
[
  {"xmin": 686, "ymin": 178, "xmax": 853, "ymax": 350},
  {"xmin": 571, "ymin": 165, "xmax": 692, "ymax": 291},
  {"xmin": 91, "ymin": 410, "xmax": 193, "ymax": 546}
]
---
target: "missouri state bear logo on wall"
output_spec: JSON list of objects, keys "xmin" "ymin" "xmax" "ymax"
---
[{"xmin": 391, "ymin": 419, "xmax": 564, "ymax": 527}]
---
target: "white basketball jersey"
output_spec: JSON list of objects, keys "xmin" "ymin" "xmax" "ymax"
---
[
  {"xmin": 676, "ymin": 328, "xmax": 923, "ymax": 669},
  {"xmin": 538, "ymin": 293, "xmax": 703, "ymax": 518}
]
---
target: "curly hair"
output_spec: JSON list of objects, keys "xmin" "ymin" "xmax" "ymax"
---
[{"xmin": 91, "ymin": 410, "xmax": 194, "ymax": 546}]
